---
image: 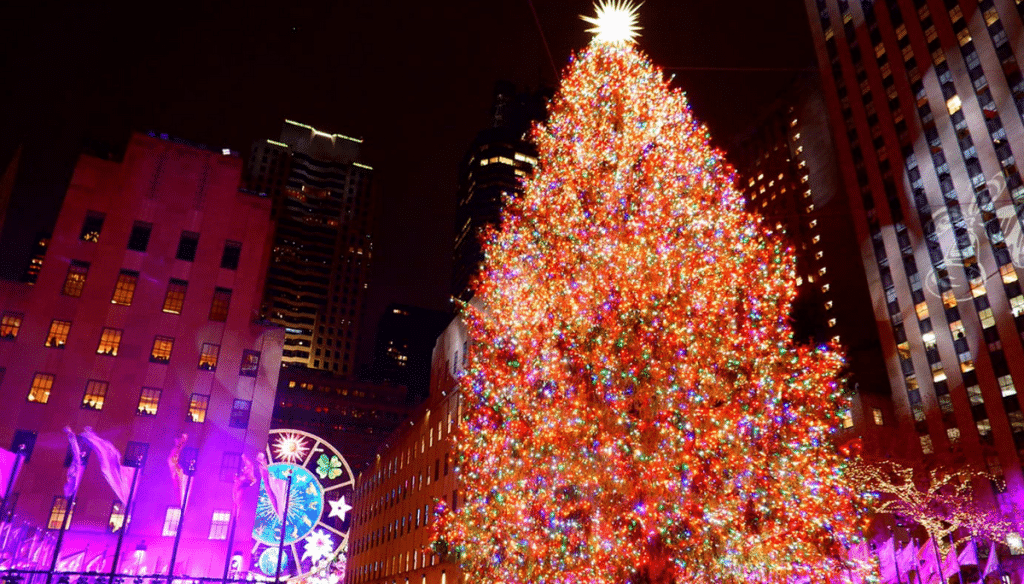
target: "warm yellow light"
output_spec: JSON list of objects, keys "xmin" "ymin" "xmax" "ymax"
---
[{"xmin": 581, "ymin": 1, "xmax": 641, "ymax": 45}]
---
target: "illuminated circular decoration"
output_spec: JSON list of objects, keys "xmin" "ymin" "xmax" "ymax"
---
[{"xmin": 252, "ymin": 429, "xmax": 354, "ymax": 581}]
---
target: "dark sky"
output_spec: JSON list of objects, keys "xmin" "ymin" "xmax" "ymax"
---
[{"xmin": 0, "ymin": 0, "xmax": 816, "ymax": 345}]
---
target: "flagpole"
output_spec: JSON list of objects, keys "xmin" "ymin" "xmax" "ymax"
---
[
  {"xmin": 932, "ymin": 538, "xmax": 944, "ymax": 584},
  {"xmin": 2, "ymin": 447, "xmax": 24, "ymax": 521},
  {"xmin": 947, "ymin": 534, "xmax": 963, "ymax": 584},
  {"xmin": 45, "ymin": 491, "xmax": 78, "ymax": 584},
  {"xmin": 167, "ymin": 462, "xmax": 195, "ymax": 584},
  {"xmin": 222, "ymin": 515, "xmax": 238, "ymax": 583},
  {"xmin": 109, "ymin": 464, "xmax": 141, "ymax": 581},
  {"xmin": 274, "ymin": 470, "xmax": 293, "ymax": 584}
]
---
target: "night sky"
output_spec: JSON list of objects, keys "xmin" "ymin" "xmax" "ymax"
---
[{"xmin": 1, "ymin": 0, "xmax": 816, "ymax": 351}]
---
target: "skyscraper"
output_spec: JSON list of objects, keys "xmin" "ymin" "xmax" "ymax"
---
[
  {"xmin": 452, "ymin": 82, "xmax": 547, "ymax": 304},
  {"xmin": 364, "ymin": 304, "xmax": 451, "ymax": 402},
  {"xmin": 247, "ymin": 120, "xmax": 375, "ymax": 376},
  {"xmin": 731, "ymin": 73, "xmax": 894, "ymax": 450},
  {"xmin": 803, "ymin": 0, "xmax": 1024, "ymax": 506}
]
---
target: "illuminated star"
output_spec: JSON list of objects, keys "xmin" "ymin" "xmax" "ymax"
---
[
  {"xmin": 581, "ymin": 0, "xmax": 642, "ymax": 45},
  {"xmin": 273, "ymin": 432, "xmax": 309, "ymax": 463},
  {"xmin": 302, "ymin": 529, "xmax": 334, "ymax": 562},
  {"xmin": 327, "ymin": 496, "xmax": 352, "ymax": 521}
]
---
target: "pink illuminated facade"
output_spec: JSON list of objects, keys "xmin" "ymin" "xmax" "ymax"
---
[{"xmin": 0, "ymin": 132, "xmax": 283, "ymax": 575}]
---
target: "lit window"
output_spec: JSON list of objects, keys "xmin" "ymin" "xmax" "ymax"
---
[
  {"xmin": 1, "ymin": 312, "xmax": 23, "ymax": 339},
  {"xmin": 818, "ymin": 267, "xmax": 827, "ymax": 277},
  {"xmin": 872, "ymin": 408, "xmax": 884, "ymax": 425},
  {"xmin": 48, "ymin": 496, "xmax": 72, "ymax": 529},
  {"xmin": 824, "ymin": 300, "xmax": 833, "ymax": 310},
  {"xmin": 748, "ymin": 178, "xmax": 755, "ymax": 187},
  {"xmin": 45, "ymin": 320, "xmax": 71, "ymax": 348},
  {"xmin": 922, "ymin": 331, "xmax": 937, "ymax": 348},
  {"xmin": 933, "ymin": 369, "xmax": 947, "ymax": 383},
  {"xmin": 198, "ymin": 343, "xmax": 220, "ymax": 371},
  {"xmin": 240, "ymin": 349, "xmax": 261, "ymax": 377},
  {"xmin": 946, "ymin": 95, "xmax": 962, "ymax": 115},
  {"xmin": 971, "ymin": 279, "xmax": 986, "ymax": 297},
  {"xmin": 209, "ymin": 288, "xmax": 232, "ymax": 322},
  {"xmin": 956, "ymin": 28, "xmax": 972, "ymax": 46},
  {"xmin": 162, "ymin": 279, "xmax": 187, "ymax": 314},
  {"xmin": 175, "ymin": 231, "xmax": 199, "ymax": 262},
  {"xmin": 188, "ymin": 394, "xmax": 210, "ymax": 423},
  {"xmin": 999, "ymin": 375, "xmax": 1017, "ymax": 397},
  {"xmin": 815, "ymin": 251, "xmax": 824, "ymax": 260},
  {"xmin": 1001, "ymin": 263, "xmax": 1018, "ymax": 284},
  {"xmin": 942, "ymin": 290, "xmax": 957, "ymax": 309},
  {"xmin": 111, "ymin": 270, "xmax": 139, "ymax": 306},
  {"xmin": 81, "ymin": 380, "xmax": 108, "ymax": 410},
  {"xmin": 209, "ymin": 510, "xmax": 231, "ymax": 540},
  {"xmin": 137, "ymin": 387, "xmax": 161, "ymax": 416},
  {"xmin": 1011, "ymin": 295, "xmax": 1024, "ymax": 317},
  {"xmin": 897, "ymin": 341, "xmax": 911, "ymax": 360},
  {"xmin": 150, "ymin": 336, "xmax": 174, "ymax": 364},
  {"xmin": 840, "ymin": 409, "xmax": 854, "ymax": 429},
  {"xmin": 162, "ymin": 507, "xmax": 182, "ymax": 536},
  {"xmin": 920, "ymin": 434, "xmax": 934, "ymax": 454},
  {"xmin": 821, "ymin": 284, "xmax": 830, "ymax": 293},
  {"xmin": 108, "ymin": 501, "xmax": 125, "ymax": 533},
  {"xmin": 127, "ymin": 221, "xmax": 152, "ymax": 252},
  {"xmin": 832, "ymin": 335, "xmax": 841, "ymax": 344},
  {"xmin": 915, "ymin": 302, "xmax": 929, "ymax": 320},
  {"xmin": 79, "ymin": 211, "xmax": 105, "ymax": 243},
  {"xmin": 97, "ymin": 328, "xmax": 122, "ymax": 356},
  {"xmin": 812, "ymin": 235, "xmax": 820, "ymax": 244},
  {"xmin": 28, "ymin": 373, "xmax": 54, "ymax": 404},
  {"xmin": 796, "ymin": 276, "xmax": 803, "ymax": 286},
  {"xmin": 828, "ymin": 318, "xmax": 837, "ymax": 327},
  {"xmin": 950, "ymin": 320, "xmax": 965, "ymax": 337},
  {"xmin": 979, "ymin": 308, "xmax": 996, "ymax": 328},
  {"xmin": 946, "ymin": 427, "xmax": 961, "ymax": 445},
  {"xmin": 221, "ymin": 241, "xmax": 242, "ymax": 270},
  {"xmin": 229, "ymin": 399, "xmax": 252, "ymax": 429},
  {"xmin": 62, "ymin": 260, "xmax": 89, "ymax": 297},
  {"xmin": 1008, "ymin": 533, "xmax": 1024, "ymax": 555}
]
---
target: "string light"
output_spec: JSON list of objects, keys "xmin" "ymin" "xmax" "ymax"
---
[{"xmin": 436, "ymin": 10, "xmax": 862, "ymax": 584}]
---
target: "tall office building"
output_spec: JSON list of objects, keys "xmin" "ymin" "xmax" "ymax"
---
[
  {"xmin": 803, "ymin": 0, "xmax": 1024, "ymax": 514},
  {"xmin": 452, "ymin": 82, "xmax": 547, "ymax": 304},
  {"xmin": 731, "ymin": 74, "xmax": 895, "ymax": 452},
  {"xmin": 0, "ymin": 132, "xmax": 283, "ymax": 573},
  {"xmin": 247, "ymin": 120, "xmax": 375, "ymax": 376},
  {"xmin": 364, "ymin": 304, "xmax": 451, "ymax": 402},
  {"xmin": 0, "ymin": 145, "xmax": 21, "ymax": 243}
]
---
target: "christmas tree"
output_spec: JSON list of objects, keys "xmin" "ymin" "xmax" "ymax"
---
[{"xmin": 438, "ymin": 3, "xmax": 863, "ymax": 582}]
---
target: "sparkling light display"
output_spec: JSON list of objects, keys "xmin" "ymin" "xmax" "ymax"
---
[
  {"xmin": 436, "ymin": 7, "xmax": 862, "ymax": 584},
  {"xmin": 581, "ymin": 1, "xmax": 641, "ymax": 45}
]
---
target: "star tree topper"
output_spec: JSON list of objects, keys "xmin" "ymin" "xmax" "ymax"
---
[{"xmin": 581, "ymin": 0, "xmax": 642, "ymax": 45}]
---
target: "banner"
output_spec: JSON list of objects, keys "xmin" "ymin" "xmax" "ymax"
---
[
  {"xmin": 81, "ymin": 427, "xmax": 134, "ymax": 505},
  {"xmin": 63, "ymin": 427, "xmax": 85, "ymax": 499},
  {"xmin": 983, "ymin": 542, "xmax": 999, "ymax": 577},
  {"xmin": 167, "ymin": 433, "xmax": 189, "ymax": 506}
]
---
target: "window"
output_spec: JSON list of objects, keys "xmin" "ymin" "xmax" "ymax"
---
[
  {"xmin": 137, "ymin": 387, "xmax": 161, "ymax": 416},
  {"xmin": 111, "ymin": 270, "xmax": 139, "ymax": 306},
  {"xmin": 150, "ymin": 336, "xmax": 174, "ymax": 364},
  {"xmin": 124, "ymin": 442, "xmax": 148, "ymax": 467},
  {"xmin": 162, "ymin": 507, "xmax": 182, "ymax": 536},
  {"xmin": 219, "ymin": 452, "xmax": 242, "ymax": 482},
  {"xmin": 209, "ymin": 287, "xmax": 232, "ymax": 321},
  {"xmin": 45, "ymin": 320, "xmax": 71, "ymax": 348},
  {"xmin": 79, "ymin": 211, "xmax": 105, "ymax": 243},
  {"xmin": 48, "ymin": 496, "xmax": 71, "ymax": 529},
  {"xmin": 999, "ymin": 375, "xmax": 1017, "ymax": 397},
  {"xmin": 229, "ymin": 399, "xmax": 252, "ymax": 429},
  {"xmin": 127, "ymin": 221, "xmax": 152, "ymax": 252},
  {"xmin": 81, "ymin": 380, "xmax": 108, "ymax": 410},
  {"xmin": 1, "ymin": 312, "xmax": 23, "ymax": 339},
  {"xmin": 175, "ymin": 231, "xmax": 199, "ymax": 262},
  {"xmin": 240, "ymin": 349, "xmax": 260, "ymax": 377},
  {"xmin": 840, "ymin": 409, "xmax": 854, "ymax": 428},
  {"xmin": 62, "ymin": 260, "xmax": 89, "ymax": 297},
  {"xmin": 221, "ymin": 241, "xmax": 242, "ymax": 270},
  {"xmin": 97, "ymin": 328, "xmax": 122, "ymax": 356},
  {"xmin": 108, "ymin": 500, "xmax": 125, "ymax": 533},
  {"xmin": 872, "ymin": 408, "xmax": 884, "ymax": 425},
  {"xmin": 163, "ymin": 279, "xmax": 187, "ymax": 314},
  {"xmin": 209, "ymin": 510, "xmax": 231, "ymax": 540},
  {"xmin": 188, "ymin": 394, "xmax": 210, "ymax": 423},
  {"xmin": 920, "ymin": 434, "xmax": 934, "ymax": 454},
  {"xmin": 28, "ymin": 373, "xmax": 54, "ymax": 403},
  {"xmin": 199, "ymin": 343, "xmax": 220, "ymax": 371}
]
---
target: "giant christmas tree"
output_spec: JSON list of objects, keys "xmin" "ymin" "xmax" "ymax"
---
[{"xmin": 439, "ymin": 3, "xmax": 863, "ymax": 582}]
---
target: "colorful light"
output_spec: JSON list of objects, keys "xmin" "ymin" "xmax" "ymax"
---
[{"xmin": 436, "ymin": 12, "xmax": 863, "ymax": 584}]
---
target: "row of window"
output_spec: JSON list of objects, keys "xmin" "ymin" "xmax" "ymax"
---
[
  {"xmin": 54, "ymin": 261, "xmax": 234, "ymax": 321},
  {"xmin": 22, "ymin": 372, "xmax": 252, "ymax": 427},
  {"xmin": 80, "ymin": 212, "xmax": 242, "ymax": 269},
  {"xmin": 48, "ymin": 495, "xmax": 233, "ymax": 540}
]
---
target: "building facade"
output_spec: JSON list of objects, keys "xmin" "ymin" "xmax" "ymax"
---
[
  {"xmin": 346, "ymin": 316, "xmax": 468, "ymax": 584},
  {"xmin": 363, "ymin": 304, "xmax": 451, "ymax": 402},
  {"xmin": 247, "ymin": 120, "xmax": 375, "ymax": 376},
  {"xmin": 0, "ymin": 132, "xmax": 284, "ymax": 574},
  {"xmin": 731, "ymin": 74, "xmax": 896, "ymax": 454},
  {"xmin": 452, "ymin": 82, "xmax": 546, "ymax": 304},
  {"xmin": 272, "ymin": 367, "xmax": 411, "ymax": 474},
  {"xmin": 803, "ymin": 0, "xmax": 1024, "ymax": 521}
]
